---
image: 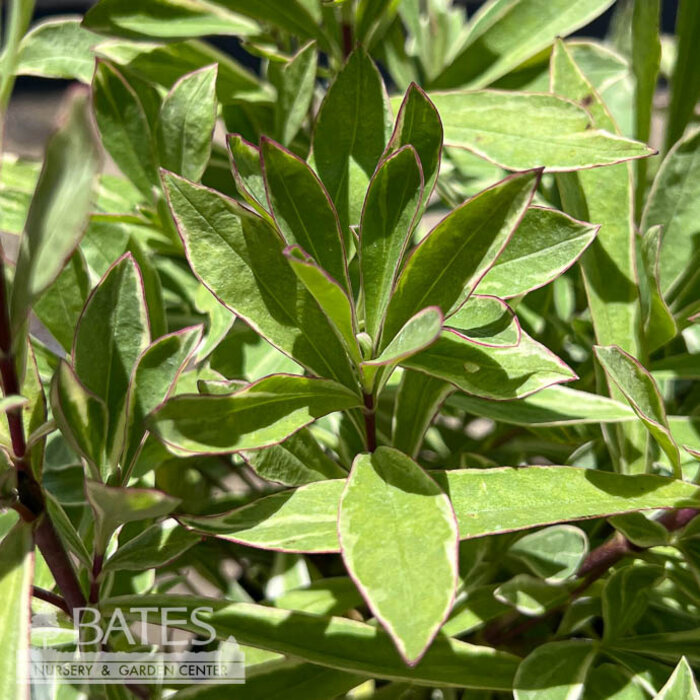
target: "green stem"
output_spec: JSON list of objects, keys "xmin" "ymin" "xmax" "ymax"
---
[{"xmin": 0, "ymin": 0, "xmax": 35, "ymax": 113}]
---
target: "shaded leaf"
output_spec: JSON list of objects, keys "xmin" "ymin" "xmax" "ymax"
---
[
  {"xmin": 360, "ymin": 146, "xmax": 423, "ymax": 340},
  {"xmin": 449, "ymin": 385, "xmax": 635, "ymax": 426},
  {"xmin": 50, "ymin": 360, "xmax": 107, "ymax": 475},
  {"xmin": 665, "ymin": 0, "xmax": 700, "ymax": 149},
  {"xmin": 386, "ymin": 83, "xmax": 442, "ymax": 205},
  {"xmin": 84, "ymin": 0, "xmax": 260, "ymax": 40},
  {"xmin": 602, "ymin": 565, "xmax": 663, "ymax": 641},
  {"xmin": 262, "ymin": 137, "xmax": 349, "ymax": 290},
  {"xmin": 243, "ymin": 428, "xmax": 346, "ymax": 486},
  {"xmin": 123, "ymin": 326, "xmax": 202, "ymax": 472},
  {"xmin": 642, "ymin": 128, "xmax": 700, "ymax": 299},
  {"xmin": 392, "ymin": 371, "xmax": 453, "ymax": 457},
  {"xmin": 11, "ymin": 91, "xmax": 99, "ymax": 330},
  {"xmin": 86, "ymin": 480, "xmax": 180, "ymax": 553},
  {"xmin": 313, "ymin": 47, "xmax": 390, "ymax": 228},
  {"xmin": 73, "ymin": 253, "xmax": 150, "ymax": 463},
  {"xmin": 595, "ymin": 345, "xmax": 681, "ymax": 476},
  {"xmin": 284, "ymin": 246, "xmax": 361, "ymax": 365},
  {"xmin": 447, "ymin": 295, "xmax": 520, "ymax": 348},
  {"xmin": 103, "ymin": 518, "xmax": 200, "ymax": 572}
]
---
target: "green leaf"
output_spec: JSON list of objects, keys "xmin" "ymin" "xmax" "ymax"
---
[
  {"xmin": 362, "ymin": 307, "xmax": 443, "ymax": 390},
  {"xmin": 585, "ymin": 663, "xmax": 648, "ymax": 700},
  {"xmin": 631, "ymin": 0, "xmax": 660, "ymax": 211},
  {"xmin": 149, "ymin": 374, "xmax": 362, "ymax": 455},
  {"xmin": 641, "ymin": 128, "xmax": 700, "ymax": 299},
  {"xmin": 243, "ymin": 428, "xmax": 347, "ymax": 486},
  {"xmin": 0, "ymin": 154, "xmax": 39, "ymax": 236},
  {"xmin": 170, "ymin": 664, "xmax": 364, "ymax": 700},
  {"xmin": 608, "ymin": 512, "xmax": 669, "ymax": 548},
  {"xmin": 163, "ymin": 171, "xmax": 357, "ymax": 387},
  {"xmin": 44, "ymin": 491, "xmax": 92, "ymax": 568},
  {"xmin": 446, "ymin": 295, "xmax": 520, "ymax": 347},
  {"xmin": 123, "ymin": 326, "xmax": 203, "ymax": 472},
  {"xmin": 96, "ymin": 38, "xmax": 262, "ymax": 102},
  {"xmin": 262, "ymin": 137, "xmax": 349, "ymax": 290},
  {"xmin": 194, "ymin": 285, "xmax": 234, "ymax": 362},
  {"xmin": 0, "ymin": 395, "xmax": 28, "ymax": 414},
  {"xmin": 514, "ymin": 640, "xmax": 597, "ymax": 700},
  {"xmin": 283, "ymin": 247, "xmax": 361, "ymax": 365},
  {"xmin": 338, "ymin": 448, "xmax": 458, "ymax": 664},
  {"xmin": 182, "ymin": 467, "xmax": 700, "ymax": 554},
  {"xmin": 595, "ymin": 345, "xmax": 681, "ymax": 476},
  {"xmin": 103, "ymin": 596, "xmax": 519, "ymax": 689},
  {"xmin": 602, "ymin": 565, "xmax": 663, "ymax": 642},
  {"xmin": 654, "ymin": 658, "xmax": 700, "ymax": 700},
  {"xmin": 272, "ymin": 577, "xmax": 362, "ymax": 616},
  {"xmin": 551, "ymin": 38, "xmax": 645, "ymax": 474},
  {"xmin": 386, "ymin": 84, "xmax": 443, "ymax": 206},
  {"xmin": 228, "ymin": 133, "xmax": 269, "ymax": 217},
  {"xmin": 93, "ymin": 60, "xmax": 158, "ymax": 199},
  {"xmin": 275, "ymin": 41, "xmax": 317, "ymax": 146},
  {"xmin": 431, "ymin": 0, "xmax": 615, "ymax": 89},
  {"xmin": 86, "ymin": 480, "xmax": 180, "ymax": 553},
  {"xmin": 34, "ymin": 249, "xmax": 90, "ymax": 352},
  {"xmin": 392, "ymin": 371, "xmax": 453, "ymax": 457},
  {"xmin": 313, "ymin": 47, "xmax": 390, "ymax": 229},
  {"xmin": 83, "ymin": 0, "xmax": 260, "ymax": 40},
  {"xmin": 180, "ymin": 480, "xmax": 345, "ymax": 553},
  {"xmin": 425, "ymin": 91, "xmax": 653, "ymax": 171},
  {"xmin": 508, "ymin": 525, "xmax": 588, "ymax": 583},
  {"xmin": 477, "ymin": 206, "xmax": 599, "ymax": 299},
  {"xmin": 360, "ymin": 145, "xmax": 423, "ymax": 341},
  {"xmin": 16, "ymin": 17, "xmax": 98, "ymax": 83},
  {"xmin": 10, "ymin": 91, "xmax": 99, "ymax": 331},
  {"xmin": 639, "ymin": 226, "xmax": 677, "ymax": 353},
  {"xmin": 449, "ymin": 385, "xmax": 635, "ymax": 426},
  {"xmin": 156, "ymin": 64, "xmax": 217, "ymax": 182},
  {"xmin": 665, "ymin": 0, "xmax": 700, "ymax": 149},
  {"xmin": 50, "ymin": 360, "xmax": 108, "ymax": 476},
  {"xmin": 73, "ymin": 253, "xmax": 150, "ymax": 463},
  {"xmin": 652, "ymin": 354, "xmax": 700, "ymax": 380},
  {"xmin": 403, "ymin": 328, "xmax": 576, "ymax": 400},
  {"xmin": 103, "ymin": 518, "xmax": 200, "ymax": 573},
  {"xmin": 381, "ymin": 169, "xmax": 540, "ymax": 347},
  {"xmin": 442, "ymin": 584, "xmax": 509, "ymax": 637},
  {"xmin": 0, "ymin": 523, "xmax": 32, "ymax": 699},
  {"xmin": 610, "ymin": 631, "xmax": 700, "ymax": 666},
  {"xmin": 495, "ymin": 574, "xmax": 569, "ymax": 616}
]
